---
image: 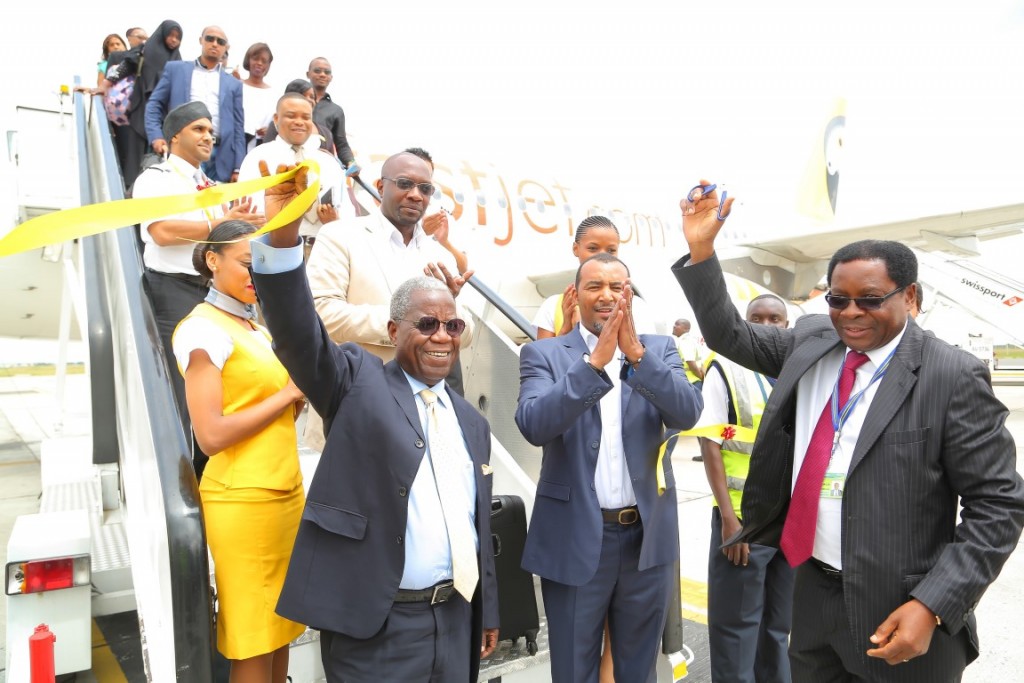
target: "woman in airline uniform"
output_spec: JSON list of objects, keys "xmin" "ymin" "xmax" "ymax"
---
[{"xmin": 172, "ymin": 221, "xmax": 305, "ymax": 683}]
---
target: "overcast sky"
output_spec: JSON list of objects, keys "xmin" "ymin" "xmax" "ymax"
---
[{"xmin": 2, "ymin": 1, "xmax": 1023, "ymax": 277}]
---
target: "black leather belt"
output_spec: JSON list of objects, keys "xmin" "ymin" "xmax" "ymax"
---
[
  {"xmin": 810, "ymin": 557, "xmax": 843, "ymax": 580},
  {"xmin": 601, "ymin": 506, "xmax": 639, "ymax": 525},
  {"xmin": 394, "ymin": 580, "xmax": 456, "ymax": 605},
  {"xmin": 145, "ymin": 268, "xmax": 206, "ymax": 287}
]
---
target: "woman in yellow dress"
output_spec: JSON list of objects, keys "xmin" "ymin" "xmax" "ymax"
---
[{"xmin": 172, "ymin": 220, "xmax": 305, "ymax": 683}]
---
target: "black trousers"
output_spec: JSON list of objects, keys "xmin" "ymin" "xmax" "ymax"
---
[
  {"xmin": 790, "ymin": 563, "xmax": 968, "ymax": 683},
  {"xmin": 142, "ymin": 269, "xmax": 209, "ymax": 477},
  {"xmin": 320, "ymin": 596, "xmax": 473, "ymax": 682}
]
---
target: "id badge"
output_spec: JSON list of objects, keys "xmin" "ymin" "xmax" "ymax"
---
[{"xmin": 820, "ymin": 473, "xmax": 845, "ymax": 499}]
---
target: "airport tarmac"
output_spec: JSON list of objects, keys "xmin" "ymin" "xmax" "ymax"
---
[{"xmin": 1, "ymin": 370, "xmax": 1022, "ymax": 682}]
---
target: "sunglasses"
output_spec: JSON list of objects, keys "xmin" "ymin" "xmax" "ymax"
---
[
  {"xmin": 382, "ymin": 176, "xmax": 435, "ymax": 197},
  {"xmin": 311, "ymin": 67, "xmax": 332, "ymax": 75},
  {"xmin": 824, "ymin": 286, "xmax": 905, "ymax": 311},
  {"xmin": 399, "ymin": 316, "xmax": 466, "ymax": 337},
  {"xmin": 203, "ymin": 35, "xmax": 228, "ymax": 46}
]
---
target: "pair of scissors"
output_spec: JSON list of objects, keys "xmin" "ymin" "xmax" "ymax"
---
[{"xmin": 686, "ymin": 183, "xmax": 729, "ymax": 221}]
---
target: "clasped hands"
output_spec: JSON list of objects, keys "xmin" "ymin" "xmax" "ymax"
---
[{"xmin": 587, "ymin": 283, "xmax": 643, "ymax": 369}]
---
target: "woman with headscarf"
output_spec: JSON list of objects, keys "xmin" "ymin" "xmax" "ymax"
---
[{"xmin": 101, "ymin": 19, "xmax": 183, "ymax": 192}]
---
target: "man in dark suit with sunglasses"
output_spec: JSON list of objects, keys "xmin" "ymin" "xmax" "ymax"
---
[
  {"xmin": 302, "ymin": 150, "xmax": 474, "ymax": 450},
  {"xmin": 247, "ymin": 163, "xmax": 499, "ymax": 681},
  {"xmin": 145, "ymin": 26, "xmax": 245, "ymax": 183},
  {"xmin": 672, "ymin": 183, "xmax": 1024, "ymax": 683}
]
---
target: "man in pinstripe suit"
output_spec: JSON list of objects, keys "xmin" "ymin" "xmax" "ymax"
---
[{"xmin": 673, "ymin": 184, "xmax": 1024, "ymax": 682}]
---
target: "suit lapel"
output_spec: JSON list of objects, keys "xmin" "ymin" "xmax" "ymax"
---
[
  {"xmin": 384, "ymin": 361, "xmax": 424, "ymax": 441},
  {"xmin": 366, "ymin": 212, "xmax": 406, "ymax": 297},
  {"xmin": 758, "ymin": 329, "xmax": 841, "ymax": 435},
  {"xmin": 848, "ymin": 323, "xmax": 922, "ymax": 473}
]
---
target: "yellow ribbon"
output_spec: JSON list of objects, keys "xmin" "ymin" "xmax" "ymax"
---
[
  {"xmin": 0, "ymin": 161, "xmax": 321, "ymax": 258},
  {"xmin": 657, "ymin": 423, "xmax": 758, "ymax": 496},
  {"xmin": 656, "ymin": 433, "xmax": 678, "ymax": 496}
]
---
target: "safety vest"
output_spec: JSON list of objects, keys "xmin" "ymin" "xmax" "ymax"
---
[
  {"xmin": 552, "ymin": 292, "xmax": 567, "ymax": 336},
  {"xmin": 688, "ymin": 353, "xmax": 772, "ymax": 517}
]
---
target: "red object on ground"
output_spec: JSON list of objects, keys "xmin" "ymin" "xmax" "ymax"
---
[{"xmin": 29, "ymin": 623, "xmax": 56, "ymax": 683}]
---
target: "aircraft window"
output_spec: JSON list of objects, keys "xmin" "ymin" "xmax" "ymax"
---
[
  {"xmin": 517, "ymin": 197, "xmax": 526, "ymax": 211},
  {"xmin": 476, "ymin": 193, "xmax": 486, "ymax": 207},
  {"xmin": 563, "ymin": 204, "xmax": 572, "ymax": 215},
  {"xmin": 497, "ymin": 196, "xmax": 508, "ymax": 209},
  {"xmin": 536, "ymin": 201, "xmax": 545, "ymax": 214},
  {"xmin": 454, "ymin": 192, "xmax": 465, "ymax": 203}
]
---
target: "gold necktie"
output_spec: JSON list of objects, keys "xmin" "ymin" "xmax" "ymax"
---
[{"xmin": 419, "ymin": 389, "xmax": 479, "ymax": 601}]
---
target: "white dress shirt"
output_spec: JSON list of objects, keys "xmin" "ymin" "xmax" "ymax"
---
[
  {"xmin": 793, "ymin": 325, "xmax": 907, "ymax": 568},
  {"xmin": 237, "ymin": 138, "xmax": 344, "ymax": 238},
  {"xmin": 400, "ymin": 374, "xmax": 478, "ymax": 589},
  {"xmin": 190, "ymin": 60, "xmax": 222, "ymax": 134},
  {"xmin": 132, "ymin": 154, "xmax": 221, "ymax": 274},
  {"xmin": 579, "ymin": 326, "xmax": 637, "ymax": 509}
]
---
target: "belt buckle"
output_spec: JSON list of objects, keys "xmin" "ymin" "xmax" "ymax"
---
[
  {"xmin": 617, "ymin": 508, "xmax": 639, "ymax": 525},
  {"xmin": 430, "ymin": 581, "xmax": 455, "ymax": 605}
]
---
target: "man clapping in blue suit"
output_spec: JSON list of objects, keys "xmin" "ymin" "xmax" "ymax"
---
[{"xmin": 516, "ymin": 252, "xmax": 703, "ymax": 682}]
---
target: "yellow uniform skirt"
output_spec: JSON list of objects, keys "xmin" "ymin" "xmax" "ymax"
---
[{"xmin": 201, "ymin": 480, "xmax": 306, "ymax": 660}]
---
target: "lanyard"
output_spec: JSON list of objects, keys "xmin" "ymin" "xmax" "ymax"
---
[
  {"xmin": 829, "ymin": 347, "xmax": 897, "ymax": 446},
  {"xmin": 753, "ymin": 372, "xmax": 772, "ymax": 404},
  {"xmin": 170, "ymin": 163, "xmax": 216, "ymax": 223}
]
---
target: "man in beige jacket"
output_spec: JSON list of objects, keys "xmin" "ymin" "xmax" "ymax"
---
[{"xmin": 303, "ymin": 150, "xmax": 474, "ymax": 450}]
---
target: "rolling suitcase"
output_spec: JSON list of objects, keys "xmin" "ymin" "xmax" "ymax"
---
[{"xmin": 490, "ymin": 495, "xmax": 540, "ymax": 654}]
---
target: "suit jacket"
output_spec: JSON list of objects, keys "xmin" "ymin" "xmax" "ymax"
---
[
  {"xmin": 515, "ymin": 328, "xmax": 702, "ymax": 585},
  {"xmin": 674, "ymin": 253, "xmax": 1024, "ymax": 678},
  {"xmin": 144, "ymin": 61, "xmax": 246, "ymax": 181},
  {"xmin": 306, "ymin": 210, "xmax": 474, "ymax": 360},
  {"xmin": 253, "ymin": 264, "xmax": 498, "ymax": 679}
]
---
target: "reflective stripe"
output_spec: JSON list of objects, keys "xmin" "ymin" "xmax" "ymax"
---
[{"xmin": 726, "ymin": 475, "xmax": 746, "ymax": 492}]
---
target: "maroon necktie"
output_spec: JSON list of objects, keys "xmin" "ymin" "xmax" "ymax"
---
[{"xmin": 780, "ymin": 350, "xmax": 869, "ymax": 567}]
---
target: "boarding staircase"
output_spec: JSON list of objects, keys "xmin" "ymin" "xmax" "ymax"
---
[{"xmin": 17, "ymin": 82, "xmax": 689, "ymax": 681}]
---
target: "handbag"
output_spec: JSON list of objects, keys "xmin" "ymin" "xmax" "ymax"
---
[{"xmin": 103, "ymin": 66, "xmax": 134, "ymax": 127}]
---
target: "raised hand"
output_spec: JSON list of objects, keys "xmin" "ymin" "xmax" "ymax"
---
[
  {"xmin": 423, "ymin": 210, "xmax": 449, "ymax": 244},
  {"xmin": 425, "ymin": 261, "xmax": 475, "ymax": 298},
  {"xmin": 557, "ymin": 284, "xmax": 578, "ymax": 336},
  {"xmin": 224, "ymin": 196, "xmax": 267, "ymax": 227},
  {"xmin": 617, "ymin": 282, "xmax": 644, "ymax": 363},
  {"xmin": 589, "ymin": 298, "xmax": 623, "ymax": 368},
  {"xmin": 680, "ymin": 179, "xmax": 735, "ymax": 264},
  {"xmin": 259, "ymin": 160, "xmax": 308, "ymax": 248}
]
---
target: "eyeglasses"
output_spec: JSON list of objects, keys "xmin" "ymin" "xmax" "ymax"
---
[
  {"xmin": 399, "ymin": 316, "xmax": 466, "ymax": 337},
  {"xmin": 203, "ymin": 35, "xmax": 228, "ymax": 46},
  {"xmin": 824, "ymin": 286, "xmax": 905, "ymax": 311},
  {"xmin": 383, "ymin": 177, "xmax": 435, "ymax": 196},
  {"xmin": 311, "ymin": 67, "xmax": 332, "ymax": 75}
]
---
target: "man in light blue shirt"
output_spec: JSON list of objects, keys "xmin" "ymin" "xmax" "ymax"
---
[{"xmin": 247, "ymin": 169, "xmax": 498, "ymax": 681}]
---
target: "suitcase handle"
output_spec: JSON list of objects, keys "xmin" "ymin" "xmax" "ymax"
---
[{"xmin": 491, "ymin": 533, "xmax": 502, "ymax": 557}]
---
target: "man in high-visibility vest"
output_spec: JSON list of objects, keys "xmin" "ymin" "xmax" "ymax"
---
[{"xmin": 692, "ymin": 293, "xmax": 795, "ymax": 683}]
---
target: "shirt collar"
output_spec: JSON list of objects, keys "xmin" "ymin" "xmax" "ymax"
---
[
  {"xmin": 386, "ymin": 219, "xmax": 426, "ymax": 249},
  {"xmin": 402, "ymin": 371, "xmax": 448, "ymax": 408},
  {"xmin": 167, "ymin": 153, "xmax": 200, "ymax": 174},
  {"xmin": 195, "ymin": 58, "xmax": 222, "ymax": 73},
  {"xmin": 847, "ymin": 320, "xmax": 907, "ymax": 368},
  {"xmin": 579, "ymin": 324, "xmax": 621, "ymax": 358}
]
